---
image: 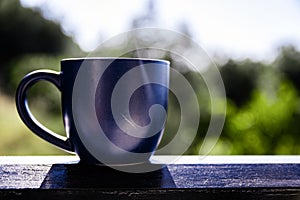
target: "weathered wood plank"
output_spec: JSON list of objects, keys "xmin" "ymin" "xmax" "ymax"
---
[
  {"xmin": 1, "ymin": 163, "xmax": 300, "ymax": 189},
  {"xmin": 0, "ymin": 156, "xmax": 300, "ymax": 199},
  {"xmin": 0, "ymin": 165, "xmax": 51, "ymax": 189},
  {"xmin": 1, "ymin": 188, "xmax": 300, "ymax": 200},
  {"xmin": 168, "ymin": 164, "xmax": 300, "ymax": 188}
]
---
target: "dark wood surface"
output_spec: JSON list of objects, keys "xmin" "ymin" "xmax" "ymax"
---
[{"xmin": 0, "ymin": 156, "xmax": 300, "ymax": 199}]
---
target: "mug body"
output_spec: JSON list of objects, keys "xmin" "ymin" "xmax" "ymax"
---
[{"xmin": 61, "ymin": 58, "xmax": 169, "ymax": 165}]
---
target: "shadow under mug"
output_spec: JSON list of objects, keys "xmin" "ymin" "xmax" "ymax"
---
[{"xmin": 16, "ymin": 58, "xmax": 170, "ymax": 165}]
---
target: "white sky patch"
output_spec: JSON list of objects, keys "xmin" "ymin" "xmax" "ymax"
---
[{"xmin": 21, "ymin": 0, "xmax": 300, "ymax": 61}]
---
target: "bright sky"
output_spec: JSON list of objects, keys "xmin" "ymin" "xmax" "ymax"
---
[{"xmin": 21, "ymin": 0, "xmax": 300, "ymax": 62}]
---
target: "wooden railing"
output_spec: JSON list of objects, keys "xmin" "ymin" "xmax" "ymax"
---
[{"xmin": 0, "ymin": 156, "xmax": 300, "ymax": 199}]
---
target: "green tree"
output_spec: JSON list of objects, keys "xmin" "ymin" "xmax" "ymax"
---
[
  {"xmin": 0, "ymin": 0, "xmax": 81, "ymax": 93},
  {"xmin": 276, "ymin": 46, "xmax": 300, "ymax": 93},
  {"xmin": 220, "ymin": 59, "xmax": 261, "ymax": 107}
]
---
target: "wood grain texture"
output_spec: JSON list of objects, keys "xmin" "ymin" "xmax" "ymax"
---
[
  {"xmin": 168, "ymin": 164, "xmax": 300, "ymax": 188},
  {"xmin": 0, "ymin": 188, "xmax": 300, "ymax": 200},
  {"xmin": 0, "ymin": 156, "xmax": 300, "ymax": 199}
]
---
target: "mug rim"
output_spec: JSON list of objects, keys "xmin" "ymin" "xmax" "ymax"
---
[{"xmin": 61, "ymin": 57, "xmax": 170, "ymax": 64}]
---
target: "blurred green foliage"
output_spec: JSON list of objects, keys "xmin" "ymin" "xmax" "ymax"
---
[
  {"xmin": 222, "ymin": 81, "xmax": 300, "ymax": 154},
  {"xmin": 0, "ymin": 0, "xmax": 82, "ymax": 155},
  {"xmin": 0, "ymin": 0, "xmax": 300, "ymax": 155},
  {"xmin": 220, "ymin": 60, "xmax": 261, "ymax": 107},
  {"xmin": 0, "ymin": 0, "xmax": 82, "ymax": 94}
]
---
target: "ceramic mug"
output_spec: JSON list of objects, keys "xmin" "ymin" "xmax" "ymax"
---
[{"xmin": 16, "ymin": 58, "xmax": 169, "ymax": 165}]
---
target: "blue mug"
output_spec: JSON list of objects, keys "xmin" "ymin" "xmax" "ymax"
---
[{"xmin": 16, "ymin": 58, "xmax": 170, "ymax": 165}]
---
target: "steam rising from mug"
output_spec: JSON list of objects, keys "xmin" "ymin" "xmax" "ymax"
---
[
  {"xmin": 15, "ymin": 28, "xmax": 226, "ymax": 173},
  {"xmin": 111, "ymin": 64, "xmax": 167, "ymax": 138}
]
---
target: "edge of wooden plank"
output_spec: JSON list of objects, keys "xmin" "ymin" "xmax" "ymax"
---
[
  {"xmin": 1, "ymin": 155, "xmax": 300, "ymax": 165},
  {"xmin": 152, "ymin": 155, "xmax": 300, "ymax": 164}
]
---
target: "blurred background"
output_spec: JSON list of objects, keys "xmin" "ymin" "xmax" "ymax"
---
[{"xmin": 1, "ymin": 0, "xmax": 300, "ymax": 155}]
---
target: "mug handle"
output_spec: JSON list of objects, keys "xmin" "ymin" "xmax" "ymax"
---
[{"xmin": 15, "ymin": 70, "xmax": 74, "ymax": 152}]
